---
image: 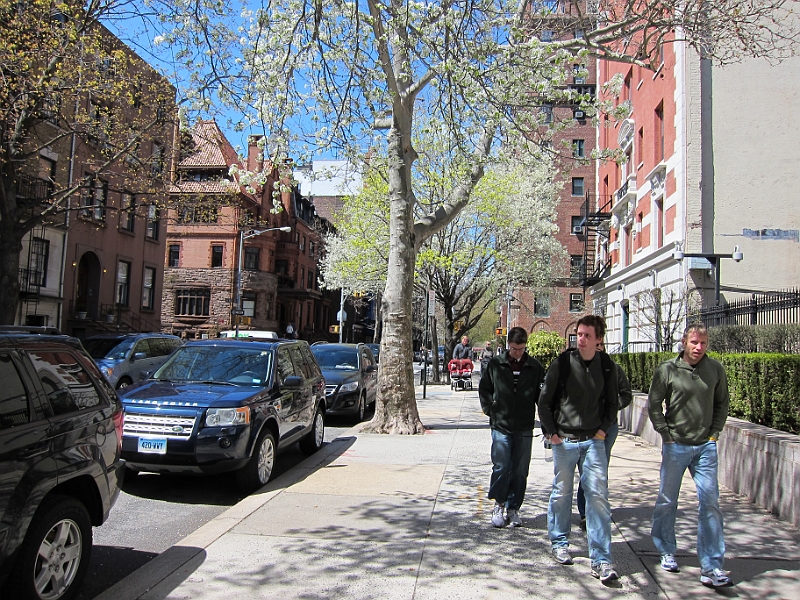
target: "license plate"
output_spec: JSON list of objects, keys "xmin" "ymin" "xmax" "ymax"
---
[{"xmin": 138, "ymin": 437, "xmax": 167, "ymax": 454}]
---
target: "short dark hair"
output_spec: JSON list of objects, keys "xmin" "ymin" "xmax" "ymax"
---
[
  {"xmin": 507, "ymin": 326, "xmax": 528, "ymax": 345},
  {"xmin": 576, "ymin": 315, "xmax": 606, "ymax": 339},
  {"xmin": 682, "ymin": 321, "xmax": 708, "ymax": 341}
]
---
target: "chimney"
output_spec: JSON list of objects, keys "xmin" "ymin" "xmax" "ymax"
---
[{"xmin": 247, "ymin": 135, "xmax": 264, "ymax": 171}]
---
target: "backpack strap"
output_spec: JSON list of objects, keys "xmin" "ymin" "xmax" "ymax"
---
[{"xmin": 555, "ymin": 349, "xmax": 572, "ymax": 400}]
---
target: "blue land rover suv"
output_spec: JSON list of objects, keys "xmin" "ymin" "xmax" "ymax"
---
[{"xmin": 119, "ymin": 339, "xmax": 326, "ymax": 492}]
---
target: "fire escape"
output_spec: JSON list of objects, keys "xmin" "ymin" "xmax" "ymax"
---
[{"xmin": 578, "ymin": 193, "xmax": 612, "ymax": 288}]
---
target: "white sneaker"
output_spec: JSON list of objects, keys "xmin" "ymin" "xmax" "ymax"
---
[
  {"xmin": 700, "ymin": 568, "xmax": 731, "ymax": 588},
  {"xmin": 507, "ymin": 509, "xmax": 522, "ymax": 527},
  {"xmin": 491, "ymin": 503, "xmax": 506, "ymax": 527}
]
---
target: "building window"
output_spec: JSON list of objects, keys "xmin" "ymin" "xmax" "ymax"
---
[
  {"xmin": 211, "ymin": 245, "xmax": 223, "ymax": 268},
  {"xmin": 177, "ymin": 202, "xmax": 219, "ymax": 224},
  {"xmin": 300, "ymin": 235, "xmax": 305, "ymax": 252},
  {"xmin": 175, "ymin": 288, "xmax": 210, "ymax": 316},
  {"xmin": 569, "ymin": 293, "xmax": 584, "ymax": 312},
  {"xmin": 27, "ymin": 237, "xmax": 49, "ymax": 288},
  {"xmin": 244, "ymin": 247, "xmax": 260, "ymax": 271},
  {"xmin": 571, "ymin": 215, "xmax": 584, "ymax": 235},
  {"xmin": 116, "ymin": 260, "xmax": 131, "ymax": 307},
  {"xmin": 300, "ymin": 267, "xmax": 305, "ymax": 288},
  {"xmin": 168, "ymin": 245, "xmax": 180, "ymax": 268},
  {"xmin": 307, "ymin": 269, "xmax": 314, "ymax": 289},
  {"xmin": 120, "ymin": 193, "xmax": 135, "ymax": 232},
  {"xmin": 534, "ymin": 294, "xmax": 550, "ymax": 317},
  {"xmin": 145, "ymin": 205, "xmax": 159, "ymax": 240},
  {"xmin": 568, "ymin": 333, "xmax": 577, "ymax": 348},
  {"xmin": 540, "ymin": 30, "xmax": 554, "ymax": 42},
  {"xmin": 572, "ymin": 139, "xmax": 585, "ymax": 158},
  {"xmin": 242, "ymin": 292, "xmax": 256, "ymax": 318},
  {"xmin": 82, "ymin": 176, "xmax": 107, "ymax": 221},
  {"xmin": 569, "ymin": 255, "xmax": 584, "ymax": 279},
  {"xmin": 142, "ymin": 266, "xmax": 156, "ymax": 310},
  {"xmin": 151, "ymin": 142, "xmax": 164, "ymax": 176},
  {"xmin": 571, "ymin": 177, "xmax": 584, "ymax": 196},
  {"xmin": 275, "ymin": 259, "xmax": 288, "ymax": 275},
  {"xmin": 540, "ymin": 103, "xmax": 553, "ymax": 124},
  {"xmin": 655, "ymin": 102, "xmax": 665, "ymax": 162},
  {"xmin": 309, "ymin": 241, "xmax": 315, "ymax": 259}
]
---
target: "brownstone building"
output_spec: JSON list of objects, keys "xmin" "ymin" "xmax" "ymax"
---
[
  {"xmin": 162, "ymin": 121, "xmax": 333, "ymax": 340},
  {"xmin": 13, "ymin": 23, "xmax": 176, "ymax": 338}
]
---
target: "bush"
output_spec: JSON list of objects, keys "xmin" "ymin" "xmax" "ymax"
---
[
  {"xmin": 708, "ymin": 324, "xmax": 800, "ymax": 354},
  {"xmin": 612, "ymin": 351, "xmax": 800, "ymax": 434},
  {"xmin": 526, "ymin": 331, "xmax": 565, "ymax": 370}
]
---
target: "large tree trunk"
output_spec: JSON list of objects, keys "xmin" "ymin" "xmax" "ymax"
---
[
  {"xmin": 0, "ymin": 222, "xmax": 23, "ymax": 325},
  {"xmin": 363, "ymin": 127, "xmax": 424, "ymax": 434}
]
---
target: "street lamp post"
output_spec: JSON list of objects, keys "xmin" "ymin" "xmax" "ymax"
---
[
  {"xmin": 234, "ymin": 226, "xmax": 292, "ymax": 337},
  {"xmin": 673, "ymin": 242, "xmax": 743, "ymax": 306}
]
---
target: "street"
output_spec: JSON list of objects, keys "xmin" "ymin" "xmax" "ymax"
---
[{"xmin": 75, "ymin": 418, "xmax": 354, "ymax": 600}]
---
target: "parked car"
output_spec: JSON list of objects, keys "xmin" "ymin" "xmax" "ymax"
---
[
  {"xmin": 0, "ymin": 333, "xmax": 124, "ymax": 600},
  {"xmin": 365, "ymin": 343, "xmax": 381, "ymax": 364},
  {"xmin": 310, "ymin": 343, "xmax": 377, "ymax": 422},
  {"xmin": 119, "ymin": 339, "xmax": 326, "ymax": 492},
  {"xmin": 83, "ymin": 333, "xmax": 182, "ymax": 390}
]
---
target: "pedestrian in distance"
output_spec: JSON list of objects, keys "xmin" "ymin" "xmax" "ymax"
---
[
  {"xmin": 479, "ymin": 327, "xmax": 544, "ymax": 529},
  {"xmin": 576, "ymin": 340, "xmax": 633, "ymax": 530},
  {"xmin": 648, "ymin": 322, "xmax": 732, "ymax": 588},
  {"xmin": 480, "ymin": 341, "xmax": 494, "ymax": 374},
  {"xmin": 453, "ymin": 335, "xmax": 471, "ymax": 359},
  {"xmin": 538, "ymin": 315, "xmax": 619, "ymax": 583}
]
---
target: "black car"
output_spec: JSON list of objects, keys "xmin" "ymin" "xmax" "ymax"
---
[
  {"xmin": 310, "ymin": 343, "xmax": 377, "ymax": 422},
  {"xmin": 119, "ymin": 339, "xmax": 326, "ymax": 492},
  {"xmin": 365, "ymin": 343, "xmax": 381, "ymax": 364},
  {"xmin": 0, "ymin": 333, "xmax": 125, "ymax": 600}
]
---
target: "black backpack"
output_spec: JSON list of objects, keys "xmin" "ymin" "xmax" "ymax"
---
[{"xmin": 553, "ymin": 348, "xmax": 615, "ymax": 404}]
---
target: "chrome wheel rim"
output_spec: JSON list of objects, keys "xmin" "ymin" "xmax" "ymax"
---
[
  {"xmin": 257, "ymin": 435, "xmax": 275, "ymax": 484},
  {"xmin": 313, "ymin": 412, "xmax": 324, "ymax": 447},
  {"xmin": 34, "ymin": 518, "xmax": 83, "ymax": 600}
]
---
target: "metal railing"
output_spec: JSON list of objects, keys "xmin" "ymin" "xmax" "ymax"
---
[{"xmin": 699, "ymin": 288, "xmax": 800, "ymax": 327}]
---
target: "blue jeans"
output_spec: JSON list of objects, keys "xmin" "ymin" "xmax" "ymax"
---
[
  {"xmin": 548, "ymin": 438, "xmax": 613, "ymax": 565},
  {"xmin": 488, "ymin": 429, "xmax": 533, "ymax": 510},
  {"xmin": 651, "ymin": 441, "xmax": 725, "ymax": 572},
  {"xmin": 577, "ymin": 422, "xmax": 619, "ymax": 517}
]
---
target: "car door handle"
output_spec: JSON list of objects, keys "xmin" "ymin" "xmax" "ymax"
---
[{"xmin": 19, "ymin": 442, "xmax": 51, "ymax": 459}]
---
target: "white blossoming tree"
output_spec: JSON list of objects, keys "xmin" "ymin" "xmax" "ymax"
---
[{"xmin": 144, "ymin": 1, "xmax": 796, "ymax": 432}]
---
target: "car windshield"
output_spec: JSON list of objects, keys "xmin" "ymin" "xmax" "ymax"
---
[
  {"xmin": 153, "ymin": 346, "xmax": 272, "ymax": 385},
  {"xmin": 311, "ymin": 348, "xmax": 359, "ymax": 370},
  {"xmin": 83, "ymin": 337, "xmax": 134, "ymax": 360}
]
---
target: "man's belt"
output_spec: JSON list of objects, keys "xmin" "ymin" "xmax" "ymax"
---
[{"xmin": 559, "ymin": 433, "xmax": 595, "ymax": 442}]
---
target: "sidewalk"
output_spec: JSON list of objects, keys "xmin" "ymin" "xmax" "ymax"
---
[{"xmin": 95, "ymin": 385, "xmax": 800, "ymax": 600}]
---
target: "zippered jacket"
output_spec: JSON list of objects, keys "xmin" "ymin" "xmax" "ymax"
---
[
  {"xmin": 648, "ymin": 353, "xmax": 729, "ymax": 445},
  {"xmin": 479, "ymin": 352, "xmax": 544, "ymax": 434},
  {"xmin": 538, "ymin": 350, "xmax": 618, "ymax": 438}
]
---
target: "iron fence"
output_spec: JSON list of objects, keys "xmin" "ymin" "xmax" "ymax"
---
[{"xmin": 699, "ymin": 288, "xmax": 800, "ymax": 327}]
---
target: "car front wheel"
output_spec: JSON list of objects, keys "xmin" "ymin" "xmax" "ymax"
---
[
  {"xmin": 7, "ymin": 494, "xmax": 92, "ymax": 600},
  {"xmin": 236, "ymin": 428, "xmax": 276, "ymax": 493}
]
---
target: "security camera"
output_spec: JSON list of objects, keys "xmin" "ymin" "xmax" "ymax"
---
[
  {"xmin": 732, "ymin": 245, "xmax": 743, "ymax": 262},
  {"xmin": 672, "ymin": 245, "xmax": 684, "ymax": 261}
]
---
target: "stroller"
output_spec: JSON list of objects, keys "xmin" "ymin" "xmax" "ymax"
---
[{"xmin": 448, "ymin": 358, "xmax": 474, "ymax": 391}]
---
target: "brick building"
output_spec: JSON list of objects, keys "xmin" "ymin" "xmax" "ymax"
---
[
  {"xmin": 14, "ymin": 22, "xmax": 175, "ymax": 338},
  {"xmin": 162, "ymin": 121, "xmax": 333, "ymax": 340}
]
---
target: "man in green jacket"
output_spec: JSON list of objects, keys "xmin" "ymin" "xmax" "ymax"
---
[
  {"xmin": 479, "ymin": 327, "xmax": 544, "ymax": 529},
  {"xmin": 648, "ymin": 322, "xmax": 731, "ymax": 588}
]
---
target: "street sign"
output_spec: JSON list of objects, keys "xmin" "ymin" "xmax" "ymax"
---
[
  {"xmin": 336, "ymin": 310, "xmax": 346, "ymax": 321},
  {"xmin": 427, "ymin": 290, "xmax": 435, "ymax": 316},
  {"xmin": 329, "ymin": 325, "xmax": 340, "ymax": 334},
  {"xmin": 231, "ymin": 308, "xmax": 245, "ymax": 316}
]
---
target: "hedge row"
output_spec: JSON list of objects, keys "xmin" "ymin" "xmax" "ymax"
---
[
  {"xmin": 611, "ymin": 352, "xmax": 800, "ymax": 434},
  {"xmin": 708, "ymin": 324, "xmax": 800, "ymax": 354}
]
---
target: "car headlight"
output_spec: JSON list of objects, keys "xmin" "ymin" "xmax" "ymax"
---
[
  {"xmin": 100, "ymin": 366, "xmax": 114, "ymax": 379},
  {"xmin": 205, "ymin": 407, "xmax": 250, "ymax": 427},
  {"xmin": 339, "ymin": 381, "xmax": 359, "ymax": 393}
]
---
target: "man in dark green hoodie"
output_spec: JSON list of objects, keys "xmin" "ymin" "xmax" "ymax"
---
[
  {"xmin": 479, "ymin": 326, "xmax": 544, "ymax": 529},
  {"xmin": 649, "ymin": 322, "xmax": 731, "ymax": 588}
]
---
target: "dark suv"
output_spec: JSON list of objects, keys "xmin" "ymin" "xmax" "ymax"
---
[
  {"xmin": 119, "ymin": 339, "xmax": 326, "ymax": 492},
  {"xmin": 310, "ymin": 343, "xmax": 377, "ymax": 422},
  {"xmin": 0, "ymin": 334, "xmax": 124, "ymax": 600}
]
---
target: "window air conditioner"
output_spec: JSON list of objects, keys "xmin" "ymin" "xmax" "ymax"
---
[
  {"xmin": 572, "ymin": 225, "xmax": 584, "ymax": 235},
  {"xmin": 574, "ymin": 109, "xmax": 586, "ymax": 119}
]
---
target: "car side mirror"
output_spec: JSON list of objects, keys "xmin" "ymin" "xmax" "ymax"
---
[
  {"xmin": 365, "ymin": 365, "xmax": 377, "ymax": 373},
  {"xmin": 281, "ymin": 375, "xmax": 304, "ymax": 387},
  {"xmin": 131, "ymin": 352, "xmax": 146, "ymax": 362}
]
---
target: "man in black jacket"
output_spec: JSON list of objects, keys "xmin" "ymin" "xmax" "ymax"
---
[
  {"xmin": 538, "ymin": 315, "xmax": 619, "ymax": 583},
  {"xmin": 479, "ymin": 327, "xmax": 544, "ymax": 528}
]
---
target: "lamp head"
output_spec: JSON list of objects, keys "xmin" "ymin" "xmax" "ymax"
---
[
  {"xmin": 279, "ymin": 226, "xmax": 291, "ymax": 232},
  {"xmin": 732, "ymin": 245, "xmax": 743, "ymax": 262}
]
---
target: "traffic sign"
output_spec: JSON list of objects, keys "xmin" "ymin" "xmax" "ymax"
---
[
  {"xmin": 231, "ymin": 308, "xmax": 245, "ymax": 316},
  {"xmin": 329, "ymin": 325, "xmax": 340, "ymax": 334},
  {"xmin": 495, "ymin": 327, "xmax": 507, "ymax": 336}
]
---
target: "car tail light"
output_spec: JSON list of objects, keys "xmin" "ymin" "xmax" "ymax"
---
[{"xmin": 112, "ymin": 408, "xmax": 125, "ymax": 452}]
